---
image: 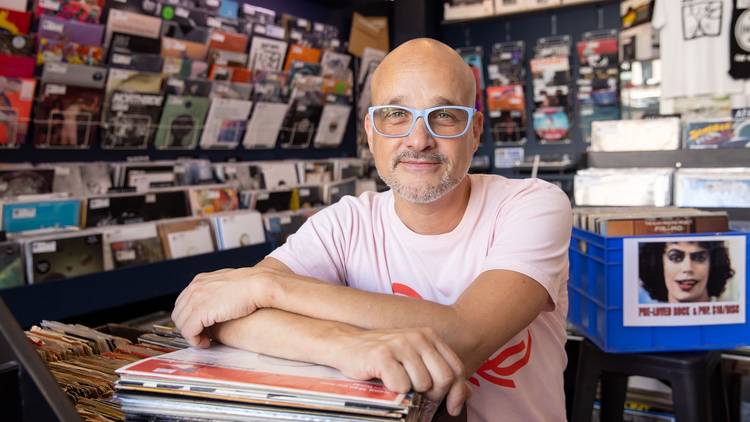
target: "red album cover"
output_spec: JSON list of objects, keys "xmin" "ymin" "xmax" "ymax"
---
[
  {"xmin": 34, "ymin": 0, "xmax": 104, "ymax": 24},
  {"xmin": 208, "ymin": 30, "xmax": 248, "ymax": 53},
  {"xmin": 0, "ymin": 77, "xmax": 36, "ymax": 147},
  {"xmin": 576, "ymin": 38, "xmax": 618, "ymax": 66},
  {"xmin": 0, "ymin": 8, "xmax": 32, "ymax": 34},
  {"xmin": 0, "ymin": 54, "xmax": 34, "ymax": 77},
  {"xmin": 33, "ymin": 83, "xmax": 103, "ymax": 148}
]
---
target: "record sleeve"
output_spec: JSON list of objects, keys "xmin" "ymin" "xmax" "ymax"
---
[
  {"xmin": 161, "ymin": 36, "xmax": 209, "ymax": 61},
  {"xmin": 188, "ymin": 186, "xmax": 239, "ymax": 216},
  {"xmin": 157, "ymin": 218, "xmax": 215, "ymax": 259},
  {"xmin": 37, "ymin": 37, "xmax": 104, "ymax": 66},
  {"xmin": 103, "ymin": 223, "xmax": 164, "ymax": 270},
  {"xmin": 0, "ymin": 77, "xmax": 35, "ymax": 148},
  {"xmin": 37, "ymin": 15, "xmax": 103, "ymax": 46},
  {"xmin": 45, "ymin": 163, "xmax": 84, "ymax": 196},
  {"xmin": 108, "ymin": 31, "xmax": 162, "ymax": 57},
  {"xmin": 34, "ymin": 0, "xmax": 104, "ymax": 24},
  {"xmin": 153, "ymin": 95, "xmax": 210, "ymax": 149},
  {"xmin": 296, "ymin": 160, "xmax": 334, "ymax": 185},
  {"xmin": 79, "ymin": 162, "xmax": 111, "ymax": 195},
  {"xmin": 0, "ymin": 32, "xmax": 34, "ymax": 55},
  {"xmin": 27, "ymin": 232, "xmax": 104, "ymax": 284},
  {"xmin": 242, "ymin": 102, "xmax": 288, "ymax": 149},
  {"xmin": 161, "ymin": 20, "xmax": 210, "ymax": 44},
  {"xmin": 0, "ymin": 54, "xmax": 34, "ymax": 77},
  {"xmin": 0, "ymin": 8, "xmax": 32, "ymax": 34},
  {"xmin": 246, "ymin": 188, "xmax": 293, "ymax": 213},
  {"xmin": 105, "ymin": 8, "xmax": 161, "ymax": 47},
  {"xmin": 1, "ymin": 198, "xmax": 80, "ymax": 233},
  {"xmin": 247, "ymin": 36, "xmax": 287, "ymax": 72},
  {"xmin": 33, "ymin": 83, "xmax": 103, "ymax": 148},
  {"xmin": 41, "ymin": 62, "xmax": 107, "ymax": 88},
  {"xmin": 323, "ymin": 178, "xmax": 356, "ymax": 204},
  {"xmin": 278, "ymin": 100, "xmax": 322, "ymax": 149},
  {"xmin": 530, "ymin": 55, "xmax": 571, "ymax": 109},
  {"xmin": 104, "ymin": 68, "xmax": 163, "ymax": 101},
  {"xmin": 332, "ymin": 157, "xmax": 366, "ymax": 180},
  {"xmin": 0, "ymin": 168, "xmax": 55, "ymax": 199},
  {"xmin": 0, "ymin": 240, "xmax": 24, "ymax": 289},
  {"xmin": 199, "ymin": 98, "xmax": 252, "ymax": 149},
  {"xmin": 211, "ymin": 211, "xmax": 266, "ymax": 250},
  {"xmin": 283, "ymin": 44, "xmax": 321, "ymax": 71},
  {"xmin": 84, "ymin": 190, "xmax": 190, "ymax": 227},
  {"xmin": 263, "ymin": 209, "xmax": 316, "ymax": 246},
  {"xmin": 532, "ymin": 106, "xmax": 570, "ymax": 143},
  {"xmin": 164, "ymin": 77, "xmax": 212, "ymax": 97},
  {"xmin": 102, "ymin": 91, "xmax": 164, "ymax": 149},
  {"xmin": 209, "ymin": 81, "xmax": 252, "ymax": 100},
  {"xmin": 313, "ymin": 103, "xmax": 350, "ymax": 148},
  {"xmin": 208, "ymin": 29, "xmax": 247, "ymax": 53},
  {"xmin": 259, "ymin": 162, "xmax": 299, "ymax": 189},
  {"xmin": 320, "ymin": 50, "xmax": 351, "ymax": 79}
]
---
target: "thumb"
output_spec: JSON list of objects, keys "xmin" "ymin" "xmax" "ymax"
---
[{"xmin": 446, "ymin": 379, "xmax": 471, "ymax": 416}]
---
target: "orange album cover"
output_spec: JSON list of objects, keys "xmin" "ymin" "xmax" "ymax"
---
[{"xmin": 283, "ymin": 44, "xmax": 321, "ymax": 71}]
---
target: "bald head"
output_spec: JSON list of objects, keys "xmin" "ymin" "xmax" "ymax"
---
[{"xmin": 370, "ymin": 38, "xmax": 476, "ymax": 108}]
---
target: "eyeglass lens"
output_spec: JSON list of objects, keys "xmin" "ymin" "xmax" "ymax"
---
[{"xmin": 373, "ymin": 107, "xmax": 470, "ymax": 137}]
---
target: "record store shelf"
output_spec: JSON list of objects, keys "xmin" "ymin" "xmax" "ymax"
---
[
  {"xmin": 0, "ymin": 243, "xmax": 272, "ymax": 328},
  {"xmin": 586, "ymin": 149, "xmax": 750, "ymax": 169}
]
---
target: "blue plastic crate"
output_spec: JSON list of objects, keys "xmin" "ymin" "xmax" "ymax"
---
[{"xmin": 568, "ymin": 227, "xmax": 750, "ymax": 353}]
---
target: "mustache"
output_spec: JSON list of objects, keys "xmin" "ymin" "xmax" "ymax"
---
[{"xmin": 391, "ymin": 151, "xmax": 448, "ymax": 169}]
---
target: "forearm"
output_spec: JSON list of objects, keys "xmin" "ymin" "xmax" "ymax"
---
[{"xmin": 211, "ymin": 308, "xmax": 360, "ymax": 368}]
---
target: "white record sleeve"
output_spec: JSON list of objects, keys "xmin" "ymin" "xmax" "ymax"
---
[
  {"xmin": 248, "ymin": 36, "xmax": 288, "ymax": 72},
  {"xmin": 199, "ymin": 98, "xmax": 253, "ymax": 149},
  {"xmin": 243, "ymin": 102, "xmax": 289, "ymax": 149},
  {"xmin": 212, "ymin": 211, "xmax": 266, "ymax": 250},
  {"xmin": 313, "ymin": 104, "xmax": 351, "ymax": 148},
  {"xmin": 259, "ymin": 162, "xmax": 299, "ymax": 189},
  {"xmin": 166, "ymin": 223, "xmax": 215, "ymax": 259}
]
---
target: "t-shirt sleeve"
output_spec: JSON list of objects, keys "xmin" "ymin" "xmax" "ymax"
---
[
  {"xmin": 267, "ymin": 203, "xmax": 352, "ymax": 285},
  {"xmin": 480, "ymin": 182, "xmax": 572, "ymax": 310}
]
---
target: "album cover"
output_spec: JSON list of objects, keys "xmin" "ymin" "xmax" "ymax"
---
[
  {"xmin": 288, "ymin": 60, "xmax": 322, "ymax": 83},
  {"xmin": 164, "ymin": 77, "xmax": 212, "ymax": 97},
  {"xmin": 486, "ymin": 85, "xmax": 526, "ymax": 145},
  {"xmin": 0, "ymin": 77, "xmax": 35, "ymax": 148},
  {"xmin": 218, "ymin": 0, "xmax": 237, "ymax": 19},
  {"xmin": 313, "ymin": 103, "xmax": 350, "ymax": 148},
  {"xmin": 1, "ymin": 198, "xmax": 80, "ymax": 233},
  {"xmin": 684, "ymin": 119, "xmax": 739, "ymax": 149},
  {"xmin": 247, "ymin": 188, "xmax": 293, "ymax": 213},
  {"xmin": 158, "ymin": 219, "xmax": 215, "ymax": 259},
  {"xmin": 0, "ymin": 8, "xmax": 32, "ymax": 34},
  {"xmin": 259, "ymin": 162, "xmax": 299, "ymax": 189},
  {"xmin": 278, "ymin": 100, "xmax": 323, "ymax": 149},
  {"xmin": 107, "ymin": 0, "xmax": 161, "ymax": 15},
  {"xmin": 105, "ymin": 8, "xmax": 161, "ymax": 47},
  {"xmin": 161, "ymin": 20, "xmax": 210, "ymax": 44},
  {"xmin": 458, "ymin": 46, "xmax": 485, "ymax": 112},
  {"xmin": 27, "ymin": 232, "xmax": 104, "ymax": 284},
  {"xmin": 209, "ymin": 49, "xmax": 247, "ymax": 68},
  {"xmin": 188, "ymin": 186, "xmax": 239, "ymax": 216},
  {"xmin": 33, "ymin": 84, "xmax": 104, "ymax": 149},
  {"xmin": 109, "ymin": 52, "xmax": 163, "ymax": 73},
  {"xmin": 530, "ymin": 55, "xmax": 571, "ymax": 108},
  {"xmin": 37, "ymin": 37, "xmax": 104, "ymax": 66},
  {"xmin": 488, "ymin": 41, "xmax": 525, "ymax": 86},
  {"xmin": 209, "ymin": 81, "xmax": 252, "ymax": 100},
  {"xmin": 102, "ymin": 91, "xmax": 164, "ymax": 149},
  {"xmin": 104, "ymin": 68, "xmax": 163, "ymax": 101},
  {"xmin": 0, "ymin": 54, "xmax": 34, "ymax": 77},
  {"xmin": 161, "ymin": 36, "xmax": 209, "ymax": 61},
  {"xmin": 103, "ymin": 223, "xmax": 164, "ymax": 270},
  {"xmin": 44, "ymin": 163, "xmax": 84, "ymax": 196},
  {"xmin": 532, "ymin": 106, "xmax": 570, "ymax": 143},
  {"xmin": 34, "ymin": 0, "xmax": 104, "ymax": 24},
  {"xmin": 297, "ymin": 161, "xmax": 334, "ymax": 185},
  {"xmin": 174, "ymin": 159, "xmax": 213, "ymax": 186},
  {"xmin": 208, "ymin": 29, "xmax": 247, "ymax": 53},
  {"xmin": 323, "ymin": 178, "xmax": 356, "ymax": 204},
  {"xmin": 263, "ymin": 209, "xmax": 316, "ymax": 246},
  {"xmin": 211, "ymin": 210, "xmax": 265, "ymax": 250},
  {"xmin": 247, "ymin": 35, "xmax": 287, "ymax": 72},
  {"xmin": 242, "ymin": 106, "xmax": 286, "ymax": 149},
  {"xmin": 0, "ymin": 33, "xmax": 34, "ymax": 55},
  {"xmin": 79, "ymin": 162, "xmax": 111, "ymax": 195},
  {"xmin": 37, "ymin": 15, "xmax": 103, "ymax": 46},
  {"xmin": 283, "ymin": 44, "xmax": 321, "ymax": 71},
  {"xmin": 199, "ymin": 98, "xmax": 252, "ymax": 149},
  {"xmin": 84, "ymin": 190, "xmax": 190, "ymax": 227},
  {"xmin": 122, "ymin": 164, "xmax": 176, "ymax": 190},
  {"xmin": 0, "ymin": 240, "xmax": 24, "ymax": 289},
  {"xmin": 41, "ymin": 62, "xmax": 107, "ymax": 88},
  {"xmin": 240, "ymin": 3, "xmax": 275, "ymax": 23},
  {"xmin": 332, "ymin": 158, "xmax": 366, "ymax": 180},
  {"xmin": 108, "ymin": 32, "xmax": 161, "ymax": 57},
  {"xmin": 153, "ymin": 95, "xmax": 210, "ymax": 149},
  {"xmin": 320, "ymin": 50, "xmax": 350, "ymax": 79},
  {"xmin": 0, "ymin": 168, "xmax": 55, "ymax": 199},
  {"xmin": 208, "ymin": 64, "xmax": 252, "ymax": 83}
]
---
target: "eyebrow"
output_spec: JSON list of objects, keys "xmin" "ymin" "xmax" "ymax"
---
[{"xmin": 383, "ymin": 96, "xmax": 461, "ymax": 107}]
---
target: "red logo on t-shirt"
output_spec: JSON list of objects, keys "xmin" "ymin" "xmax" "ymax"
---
[{"xmin": 391, "ymin": 282, "xmax": 532, "ymax": 389}]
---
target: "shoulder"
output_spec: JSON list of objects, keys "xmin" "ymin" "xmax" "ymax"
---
[
  {"xmin": 309, "ymin": 189, "xmax": 390, "ymax": 224},
  {"xmin": 474, "ymin": 174, "xmax": 571, "ymax": 213}
]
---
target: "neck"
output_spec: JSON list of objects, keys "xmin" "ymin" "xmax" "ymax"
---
[{"xmin": 393, "ymin": 176, "xmax": 472, "ymax": 235}]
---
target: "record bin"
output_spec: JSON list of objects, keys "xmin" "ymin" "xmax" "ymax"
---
[{"xmin": 568, "ymin": 227, "xmax": 750, "ymax": 353}]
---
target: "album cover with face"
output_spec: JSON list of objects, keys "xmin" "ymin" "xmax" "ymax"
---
[
  {"xmin": 248, "ymin": 36, "xmax": 287, "ymax": 72},
  {"xmin": 34, "ymin": 0, "xmax": 104, "ymax": 24},
  {"xmin": 79, "ymin": 162, "xmax": 111, "ymax": 195},
  {"xmin": 102, "ymin": 91, "xmax": 164, "ymax": 149},
  {"xmin": 532, "ymin": 106, "xmax": 570, "ymax": 144},
  {"xmin": 0, "ymin": 77, "xmax": 35, "ymax": 148},
  {"xmin": 0, "ymin": 168, "xmax": 55, "ymax": 199},
  {"xmin": 84, "ymin": 190, "xmax": 190, "ymax": 227},
  {"xmin": 103, "ymin": 223, "xmax": 164, "ymax": 270},
  {"xmin": 323, "ymin": 178, "xmax": 356, "ymax": 204},
  {"xmin": 0, "ymin": 8, "xmax": 32, "ymax": 34},
  {"xmin": 278, "ymin": 100, "xmax": 322, "ymax": 149},
  {"xmin": 158, "ymin": 219, "xmax": 215, "ymax": 259},
  {"xmin": 0, "ymin": 240, "xmax": 24, "ymax": 289},
  {"xmin": 105, "ymin": 8, "xmax": 161, "ymax": 47},
  {"xmin": 313, "ymin": 103, "xmax": 351, "ymax": 148},
  {"xmin": 211, "ymin": 210, "xmax": 265, "ymax": 250},
  {"xmin": 296, "ymin": 161, "xmax": 334, "ymax": 185},
  {"xmin": 164, "ymin": 77, "xmax": 213, "ymax": 97},
  {"xmin": 188, "ymin": 186, "xmax": 239, "ymax": 216},
  {"xmin": 41, "ymin": 62, "xmax": 107, "ymax": 88},
  {"xmin": 199, "ymin": 98, "xmax": 252, "ymax": 149},
  {"xmin": 27, "ymin": 232, "xmax": 104, "ymax": 284},
  {"xmin": 153, "ymin": 95, "xmax": 210, "ymax": 149},
  {"xmin": 0, "ymin": 33, "xmax": 34, "ymax": 56},
  {"xmin": 242, "ymin": 102, "xmax": 289, "ymax": 149},
  {"xmin": 33, "ymin": 84, "xmax": 104, "ymax": 149},
  {"xmin": 1, "ymin": 198, "xmax": 80, "ymax": 233}
]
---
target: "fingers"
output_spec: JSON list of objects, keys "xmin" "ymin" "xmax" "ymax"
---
[
  {"xmin": 446, "ymin": 380, "xmax": 472, "ymax": 416},
  {"xmin": 377, "ymin": 356, "xmax": 411, "ymax": 394},
  {"xmin": 394, "ymin": 343, "xmax": 433, "ymax": 393}
]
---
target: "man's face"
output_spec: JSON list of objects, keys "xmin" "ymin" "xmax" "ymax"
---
[
  {"xmin": 365, "ymin": 60, "xmax": 483, "ymax": 204},
  {"xmin": 662, "ymin": 242, "xmax": 711, "ymax": 303}
]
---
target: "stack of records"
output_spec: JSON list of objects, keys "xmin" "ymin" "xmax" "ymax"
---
[{"xmin": 115, "ymin": 345, "xmax": 428, "ymax": 421}]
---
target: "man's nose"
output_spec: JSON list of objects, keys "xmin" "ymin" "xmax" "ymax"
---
[{"xmin": 403, "ymin": 117, "xmax": 437, "ymax": 151}]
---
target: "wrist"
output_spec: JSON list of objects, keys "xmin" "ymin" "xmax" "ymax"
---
[
  {"xmin": 250, "ymin": 269, "xmax": 284, "ymax": 310},
  {"xmin": 318, "ymin": 324, "xmax": 360, "ymax": 368}
]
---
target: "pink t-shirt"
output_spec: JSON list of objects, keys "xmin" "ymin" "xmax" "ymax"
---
[{"xmin": 269, "ymin": 174, "xmax": 573, "ymax": 422}]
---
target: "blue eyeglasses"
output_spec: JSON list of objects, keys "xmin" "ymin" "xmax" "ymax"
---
[{"xmin": 368, "ymin": 105, "xmax": 476, "ymax": 139}]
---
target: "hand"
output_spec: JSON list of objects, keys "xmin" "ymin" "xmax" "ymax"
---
[
  {"xmin": 330, "ymin": 327, "xmax": 471, "ymax": 416},
  {"xmin": 172, "ymin": 267, "xmax": 277, "ymax": 348}
]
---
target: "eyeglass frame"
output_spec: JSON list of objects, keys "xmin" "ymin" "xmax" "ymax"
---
[{"xmin": 367, "ymin": 105, "xmax": 477, "ymax": 139}]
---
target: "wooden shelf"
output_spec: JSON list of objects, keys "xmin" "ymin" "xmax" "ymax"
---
[
  {"xmin": 0, "ymin": 243, "xmax": 272, "ymax": 328},
  {"xmin": 441, "ymin": 0, "xmax": 617, "ymax": 25}
]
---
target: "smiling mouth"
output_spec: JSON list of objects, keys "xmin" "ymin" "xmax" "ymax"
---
[{"xmin": 675, "ymin": 279, "xmax": 699, "ymax": 291}]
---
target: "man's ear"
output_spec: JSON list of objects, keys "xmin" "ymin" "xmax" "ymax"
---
[
  {"xmin": 472, "ymin": 111, "xmax": 484, "ymax": 152},
  {"xmin": 364, "ymin": 112, "xmax": 374, "ymax": 152}
]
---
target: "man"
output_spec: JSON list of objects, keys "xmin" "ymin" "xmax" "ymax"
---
[{"xmin": 173, "ymin": 38, "xmax": 572, "ymax": 421}]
